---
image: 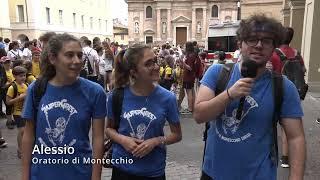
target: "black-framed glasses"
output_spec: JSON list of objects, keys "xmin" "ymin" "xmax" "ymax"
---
[{"xmin": 245, "ymin": 37, "xmax": 274, "ymax": 48}]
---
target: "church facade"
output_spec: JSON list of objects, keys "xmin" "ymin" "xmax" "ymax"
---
[{"xmin": 127, "ymin": 0, "xmax": 239, "ymax": 46}]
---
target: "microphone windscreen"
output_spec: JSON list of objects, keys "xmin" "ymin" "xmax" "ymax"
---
[{"xmin": 241, "ymin": 59, "xmax": 258, "ymax": 78}]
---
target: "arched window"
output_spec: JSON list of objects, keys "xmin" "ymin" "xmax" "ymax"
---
[
  {"xmin": 212, "ymin": 5, "xmax": 218, "ymax": 18},
  {"xmin": 146, "ymin": 6, "xmax": 152, "ymax": 18}
]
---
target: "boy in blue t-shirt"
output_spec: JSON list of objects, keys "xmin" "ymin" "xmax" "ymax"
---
[{"xmin": 194, "ymin": 15, "xmax": 306, "ymax": 180}]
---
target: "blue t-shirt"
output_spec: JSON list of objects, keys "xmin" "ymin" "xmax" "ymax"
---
[
  {"xmin": 0, "ymin": 42, "xmax": 5, "ymax": 49},
  {"xmin": 107, "ymin": 85, "xmax": 180, "ymax": 177},
  {"xmin": 22, "ymin": 78, "xmax": 107, "ymax": 180},
  {"xmin": 200, "ymin": 63, "xmax": 303, "ymax": 180}
]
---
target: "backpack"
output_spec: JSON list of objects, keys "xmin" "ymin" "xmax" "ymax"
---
[
  {"xmin": 10, "ymin": 50, "xmax": 21, "ymax": 61},
  {"xmin": 31, "ymin": 78, "xmax": 48, "ymax": 137},
  {"xmin": 12, "ymin": 81, "xmax": 29, "ymax": 99},
  {"xmin": 202, "ymin": 63, "xmax": 283, "ymax": 166},
  {"xmin": 0, "ymin": 65, "xmax": 8, "ymax": 88},
  {"xmin": 274, "ymin": 48, "xmax": 308, "ymax": 100},
  {"xmin": 103, "ymin": 87, "xmax": 124, "ymax": 168},
  {"xmin": 82, "ymin": 49, "xmax": 94, "ymax": 76}
]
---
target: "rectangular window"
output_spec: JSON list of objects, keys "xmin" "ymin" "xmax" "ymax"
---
[
  {"xmin": 90, "ymin": 17, "xmax": 93, "ymax": 29},
  {"xmin": 73, "ymin": 13, "xmax": 76, "ymax": 27},
  {"xmin": 81, "ymin": 15, "xmax": 84, "ymax": 29},
  {"xmin": 59, "ymin": 10, "xmax": 63, "ymax": 25},
  {"xmin": 46, "ymin": 7, "xmax": 50, "ymax": 24},
  {"xmin": 99, "ymin": 19, "xmax": 101, "ymax": 29},
  {"xmin": 208, "ymin": 36, "xmax": 237, "ymax": 52},
  {"xmin": 121, "ymin": 34, "xmax": 124, "ymax": 40},
  {"xmin": 146, "ymin": 36, "xmax": 153, "ymax": 44},
  {"xmin": 17, "ymin": 5, "xmax": 25, "ymax": 22},
  {"xmin": 105, "ymin": 20, "xmax": 108, "ymax": 32}
]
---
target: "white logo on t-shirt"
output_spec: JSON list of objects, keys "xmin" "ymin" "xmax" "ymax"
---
[
  {"xmin": 39, "ymin": 99, "xmax": 78, "ymax": 146},
  {"xmin": 216, "ymin": 96, "xmax": 258, "ymax": 142},
  {"xmin": 123, "ymin": 107, "xmax": 156, "ymax": 140}
]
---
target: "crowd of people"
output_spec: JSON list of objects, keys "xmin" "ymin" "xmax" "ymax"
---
[{"xmin": 0, "ymin": 14, "xmax": 309, "ymax": 180}]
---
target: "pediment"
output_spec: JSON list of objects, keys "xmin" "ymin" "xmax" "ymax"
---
[
  {"xmin": 144, "ymin": 29, "xmax": 155, "ymax": 34},
  {"xmin": 171, "ymin": 16, "xmax": 192, "ymax": 23}
]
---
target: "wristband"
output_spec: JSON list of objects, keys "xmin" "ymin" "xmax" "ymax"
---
[
  {"xmin": 159, "ymin": 136, "xmax": 166, "ymax": 146},
  {"xmin": 226, "ymin": 89, "xmax": 233, "ymax": 101}
]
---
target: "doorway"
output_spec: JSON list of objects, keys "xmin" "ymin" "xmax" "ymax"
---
[{"xmin": 176, "ymin": 27, "xmax": 187, "ymax": 46}]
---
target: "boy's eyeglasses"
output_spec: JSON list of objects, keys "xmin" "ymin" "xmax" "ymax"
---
[{"xmin": 245, "ymin": 37, "xmax": 274, "ymax": 48}]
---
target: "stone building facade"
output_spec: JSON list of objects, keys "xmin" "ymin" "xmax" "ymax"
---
[
  {"xmin": 127, "ymin": 0, "xmax": 239, "ymax": 46},
  {"xmin": 0, "ymin": 0, "xmax": 113, "ymax": 42},
  {"xmin": 241, "ymin": 0, "xmax": 283, "ymax": 21},
  {"xmin": 113, "ymin": 19, "xmax": 129, "ymax": 46}
]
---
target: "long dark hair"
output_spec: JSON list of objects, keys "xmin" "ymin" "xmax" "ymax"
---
[
  {"xmin": 9, "ymin": 41, "xmax": 18, "ymax": 51},
  {"xmin": 103, "ymin": 41, "xmax": 114, "ymax": 60},
  {"xmin": 93, "ymin": 37, "xmax": 101, "ymax": 49},
  {"xmin": 185, "ymin": 41, "xmax": 195, "ymax": 57},
  {"xmin": 113, "ymin": 44, "xmax": 150, "ymax": 88},
  {"xmin": 39, "ymin": 33, "xmax": 81, "ymax": 81},
  {"xmin": 0, "ymin": 49, "xmax": 6, "ymax": 58}
]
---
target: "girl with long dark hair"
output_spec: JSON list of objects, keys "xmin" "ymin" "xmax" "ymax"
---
[
  {"xmin": 21, "ymin": 33, "xmax": 106, "ymax": 180},
  {"xmin": 106, "ymin": 44, "xmax": 182, "ymax": 180}
]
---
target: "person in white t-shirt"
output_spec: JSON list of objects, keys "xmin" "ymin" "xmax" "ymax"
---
[
  {"xmin": 8, "ymin": 41, "xmax": 23, "ymax": 61},
  {"xmin": 21, "ymin": 41, "xmax": 33, "ymax": 61},
  {"xmin": 233, "ymin": 41, "xmax": 241, "ymax": 62},
  {"xmin": 96, "ymin": 46, "xmax": 106, "ymax": 88},
  {"xmin": 82, "ymin": 39, "xmax": 100, "ymax": 83},
  {"xmin": 102, "ymin": 41, "xmax": 114, "ymax": 91},
  {"xmin": 4, "ymin": 38, "xmax": 10, "ymax": 53}
]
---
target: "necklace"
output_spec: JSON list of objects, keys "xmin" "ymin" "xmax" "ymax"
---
[{"xmin": 126, "ymin": 85, "xmax": 157, "ymax": 140}]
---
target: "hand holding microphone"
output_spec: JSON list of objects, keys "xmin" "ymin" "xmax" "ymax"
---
[
  {"xmin": 228, "ymin": 59, "xmax": 258, "ymax": 120},
  {"xmin": 228, "ymin": 78, "xmax": 255, "ymax": 100}
]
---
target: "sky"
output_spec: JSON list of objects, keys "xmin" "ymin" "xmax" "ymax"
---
[{"xmin": 111, "ymin": 0, "xmax": 128, "ymax": 25}]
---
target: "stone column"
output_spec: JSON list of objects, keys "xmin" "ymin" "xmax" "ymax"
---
[
  {"xmin": 128, "ymin": 11, "xmax": 134, "ymax": 43},
  {"xmin": 167, "ymin": 8, "xmax": 172, "ymax": 41},
  {"xmin": 0, "ymin": 0, "xmax": 11, "ymax": 38},
  {"xmin": 157, "ymin": 8, "xmax": 161, "ymax": 42},
  {"xmin": 232, "ymin": 9, "xmax": 238, "ymax": 21},
  {"xmin": 202, "ymin": 8, "xmax": 207, "ymax": 40},
  {"xmin": 140, "ymin": 11, "xmax": 144, "ymax": 42},
  {"xmin": 289, "ymin": 0, "xmax": 306, "ymax": 52},
  {"xmin": 301, "ymin": 0, "xmax": 320, "ymax": 87},
  {"xmin": 220, "ymin": 10, "xmax": 225, "ymax": 23},
  {"xmin": 281, "ymin": 0, "xmax": 291, "ymax": 26},
  {"xmin": 26, "ymin": 0, "xmax": 41, "ymax": 27},
  {"xmin": 191, "ymin": 8, "xmax": 196, "ymax": 41}
]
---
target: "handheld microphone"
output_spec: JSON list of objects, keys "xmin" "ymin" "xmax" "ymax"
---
[{"xmin": 236, "ymin": 60, "xmax": 258, "ymax": 120}]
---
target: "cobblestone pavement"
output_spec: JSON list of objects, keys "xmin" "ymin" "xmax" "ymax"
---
[
  {"xmin": 1, "ymin": 93, "xmax": 320, "ymax": 180},
  {"xmin": 101, "ymin": 161, "xmax": 201, "ymax": 180}
]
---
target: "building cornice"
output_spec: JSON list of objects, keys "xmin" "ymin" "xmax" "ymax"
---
[
  {"xmin": 241, "ymin": 0, "xmax": 282, "ymax": 5},
  {"xmin": 171, "ymin": 15, "xmax": 192, "ymax": 23},
  {"xmin": 288, "ymin": 0, "xmax": 306, "ymax": 10}
]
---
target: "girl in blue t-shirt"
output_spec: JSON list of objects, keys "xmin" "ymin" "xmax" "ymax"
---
[
  {"xmin": 106, "ymin": 44, "xmax": 182, "ymax": 180},
  {"xmin": 21, "ymin": 33, "xmax": 106, "ymax": 180}
]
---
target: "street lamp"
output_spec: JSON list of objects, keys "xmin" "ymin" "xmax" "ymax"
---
[{"xmin": 237, "ymin": 1, "xmax": 241, "ymax": 20}]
